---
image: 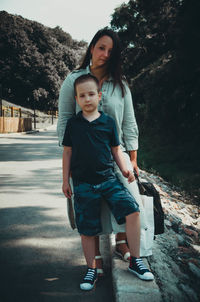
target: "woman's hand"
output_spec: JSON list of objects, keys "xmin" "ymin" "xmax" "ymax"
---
[
  {"xmin": 131, "ymin": 160, "xmax": 139, "ymax": 176},
  {"xmin": 62, "ymin": 181, "xmax": 72, "ymax": 198},
  {"xmin": 129, "ymin": 150, "xmax": 139, "ymax": 176}
]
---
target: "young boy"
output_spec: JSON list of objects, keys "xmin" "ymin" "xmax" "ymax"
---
[{"xmin": 62, "ymin": 74, "xmax": 154, "ymax": 291}]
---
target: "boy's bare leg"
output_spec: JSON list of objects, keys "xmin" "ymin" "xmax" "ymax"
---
[
  {"xmin": 125, "ymin": 212, "xmax": 154, "ymax": 280},
  {"xmin": 94, "ymin": 235, "xmax": 100, "ymax": 254},
  {"xmin": 126, "ymin": 212, "xmax": 154, "ymax": 281},
  {"xmin": 81, "ymin": 235, "xmax": 96, "ymax": 268},
  {"xmin": 94, "ymin": 236, "xmax": 103, "ymax": 271},
  {"xmin": 125, "ymin": 212, "xmax": 140, "ymax": 258}
]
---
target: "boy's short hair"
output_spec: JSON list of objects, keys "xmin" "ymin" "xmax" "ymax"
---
[{"xmin": 74, "ymin": 74, "xmax": 100, "ymax": 96}]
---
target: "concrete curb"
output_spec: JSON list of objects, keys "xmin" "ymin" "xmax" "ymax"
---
[{"xmin": 110, "ymin": 234, "xmax": 162, "ymax": 302}]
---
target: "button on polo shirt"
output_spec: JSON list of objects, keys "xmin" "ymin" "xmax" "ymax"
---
[{"xmin": 62, "ymin": 111, "xmax": 120, "ymax": 184}]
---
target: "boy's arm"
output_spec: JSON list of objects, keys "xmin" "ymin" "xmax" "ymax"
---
[
  {"xmin": 111, "ymin": 145, "xmax": 135, "ymax": 183},
  {"xmin": 62, "ymin": 146, "xmax": 72, "ymax": 198}
]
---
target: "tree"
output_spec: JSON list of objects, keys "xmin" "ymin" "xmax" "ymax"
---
[
  {"xmin": 110, "ymin": 0, "xmax": 200, "ymax": 196},
  {"xmin": 111, "ymin": 0, "xmax": 184, "ymax": 77},
  {"xmin": 0, "ymin": 11, "xmax": 87, "ymax": 110}
]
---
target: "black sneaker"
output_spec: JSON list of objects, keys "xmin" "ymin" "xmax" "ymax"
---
[
  {"xmin": 80, "ymin": 268, "xmax": 98, "ymax": 291},
  {"xmin": 128, "ymin": 257, "xmax": 154, "ymax": 281}
]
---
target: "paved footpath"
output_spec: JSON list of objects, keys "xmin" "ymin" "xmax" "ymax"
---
[
  {"xmin": 3, "ymin": 125, "xmax": 198, "ymax": 302},
  {"xmin": 0, "ymin": 125, "xmax": 114, "ymax": 302}
]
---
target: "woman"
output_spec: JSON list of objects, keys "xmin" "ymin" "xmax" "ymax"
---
[{"xmin": 57, "ymin": 27, "xmax": 148, "ymax": 275}]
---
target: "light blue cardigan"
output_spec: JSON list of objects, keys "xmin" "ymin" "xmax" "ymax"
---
[{"xmin": 57, "ymin": 65, "xmax": 139, "ymax": 150}]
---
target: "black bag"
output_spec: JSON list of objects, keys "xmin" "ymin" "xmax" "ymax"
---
[{"xmin": 135, "ymin": 173, "xmax": 165, "ymax": 235}]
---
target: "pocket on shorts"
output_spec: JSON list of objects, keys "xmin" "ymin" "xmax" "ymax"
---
[
  {"xmin": 73, "ymin": 182, "xmax": 91, "ymax": 195},
  {"xmin": 73, "ymin": 183, "xmax": 91, "ymax": 209}
]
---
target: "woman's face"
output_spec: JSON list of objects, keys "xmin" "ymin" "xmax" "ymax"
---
[{"xmin": 91, "ymin": 35, "xmax": 113, "ymax": 68}]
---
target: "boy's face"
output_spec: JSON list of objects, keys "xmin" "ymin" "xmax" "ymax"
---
[{"xmin": 75, "ymin": 80, "xmax": 102, "ymax": 113}]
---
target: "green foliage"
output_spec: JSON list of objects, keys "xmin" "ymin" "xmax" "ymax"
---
[
  {"xmin": 0, "ymin": 11, "xmax": 87, "ymax": 110},
  {"xmin": 111, "ymin": 0, "xmax": 192, "ymax": 76},
  {"xmin": 111, "ymin": 0, "xmax": 200, "ymax": 197}
]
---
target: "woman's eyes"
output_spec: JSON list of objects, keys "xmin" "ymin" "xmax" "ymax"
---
[{"xmin": 99, "ymin": 46, "xmax": 112, "ymax": 54}]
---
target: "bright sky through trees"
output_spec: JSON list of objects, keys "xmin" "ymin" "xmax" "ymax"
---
[{"xmin": 0, "ymin": 0, "xmax": 129, "ymax": 42}]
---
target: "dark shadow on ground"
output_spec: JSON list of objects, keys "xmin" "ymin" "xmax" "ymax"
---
[
  {"xmin": 0, "ymin": 206, "xmax": 114, "ymax": 302},
  {"xmin": 0, "ymin": 130, "xmax": 62, "ymax": 162},
  {"xmin": 1, "ymin": 135, "xmax": 59, "ymax": 141},
  {"xmin": 0, "ymin": 128, "xmax": 114, "ymax": 302},
  {"xmin": 0, "ymin": 167, "xmax": 62, "ymax": 192},
  {"xmin": 0, "ymin": 142, "xmax": 61, "ymax": 161}
]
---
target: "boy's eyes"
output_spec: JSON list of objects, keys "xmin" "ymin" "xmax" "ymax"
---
[{"xmin": 79, "ymin": 92, "xmax": 95, "ymax": 98}]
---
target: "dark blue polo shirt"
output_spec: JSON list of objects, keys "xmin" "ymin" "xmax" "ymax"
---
[{"xmin": 62, "ymin": 111, "xmax": 120, "ymax": 184}]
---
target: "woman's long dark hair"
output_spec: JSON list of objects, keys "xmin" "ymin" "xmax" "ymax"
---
[{"xmin": 78, "ymin": 27, "xmax": 126, "ymax": 97}]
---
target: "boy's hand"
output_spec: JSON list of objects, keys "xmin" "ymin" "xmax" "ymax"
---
[
  {"xmin": 122, "ymin": 170, "xmax": 135, "ymax": 183},
  {"xmin": 62, "ymin": 181, "xmax": 72, "ymax": 198}
]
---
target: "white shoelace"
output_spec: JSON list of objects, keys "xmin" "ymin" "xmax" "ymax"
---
[
  {"xmin": 84, "ymin": 268, "xmax": 96, "ymax": 281},
  {"xmin": 135, "ymin": 259, "xmax": 147, "ymax": 271}
]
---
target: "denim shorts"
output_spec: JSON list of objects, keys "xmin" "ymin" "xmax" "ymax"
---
[{"xmin": 73, "ymin": 177, "xmax": 140, "ymax": 236}]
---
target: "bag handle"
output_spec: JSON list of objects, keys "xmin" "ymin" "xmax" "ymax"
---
[
  {"xmin": 133, "ymin": 170, "xmax": 146, "ymax": 194},
  {"xmin": 133, "ymin": 169, "xmax": 139, "ymax": 180}
]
